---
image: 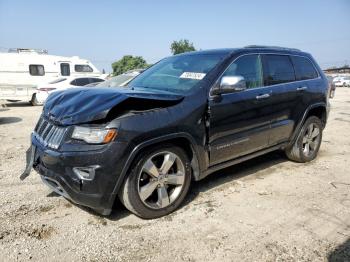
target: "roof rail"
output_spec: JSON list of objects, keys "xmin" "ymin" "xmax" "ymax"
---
[{"xmin": 244, "ymin": 45, "xmax": 301, "ymax": 52}]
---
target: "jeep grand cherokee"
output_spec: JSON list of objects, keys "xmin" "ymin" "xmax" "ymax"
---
[{"xmin": 21, "ymin": 46, "xmax": 330, "ymax": 219}]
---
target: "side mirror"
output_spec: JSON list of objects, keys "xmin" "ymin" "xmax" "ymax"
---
[{"xmin": 211, "ymin": 76, "xmax": 247, "ymax": 96}]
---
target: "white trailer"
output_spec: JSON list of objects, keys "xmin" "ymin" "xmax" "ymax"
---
[{"xmin": 0, "ymin": 48, "xmax": 102, "ymax": 103}]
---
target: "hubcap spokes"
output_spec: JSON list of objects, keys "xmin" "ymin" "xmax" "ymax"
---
[
  {"xmin": 138, "ymin": 152, "xmax": 185, "ymax": 209},
  {"xmin": 302, "ymin": 123, "xmax": 320, "ymax": 156}
]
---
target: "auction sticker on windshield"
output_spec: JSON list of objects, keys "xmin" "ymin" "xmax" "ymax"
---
[{"xmin": 180, "ymin": 72, "xmax": 206, "ymax": 80}]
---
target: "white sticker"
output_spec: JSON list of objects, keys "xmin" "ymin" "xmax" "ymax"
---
[{"xmin": 179, "ymin": 72, "xmax": 206, "ymax": 80}]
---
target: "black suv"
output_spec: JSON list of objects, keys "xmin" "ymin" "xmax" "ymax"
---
[{"xmin": 21, "ymin": 46, "xmax": 330, "ymax": 218}]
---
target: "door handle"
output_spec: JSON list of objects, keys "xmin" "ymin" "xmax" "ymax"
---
[
  {"xmin": 297, "ymin": 86, "xmax": 307, "ymax": 91},
  {"xmin": 256, "ymin": 94, "xmax": 270, "ymax": 100}
]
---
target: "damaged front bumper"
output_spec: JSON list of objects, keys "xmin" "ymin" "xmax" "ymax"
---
[{"xmin": 21, "ymin": 134, "xmax": 130, "ymax": 215}]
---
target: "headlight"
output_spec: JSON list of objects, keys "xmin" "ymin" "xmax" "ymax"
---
[{"xmin": 71, "ymin": 126, "xmax": 117, "ymax": 144}]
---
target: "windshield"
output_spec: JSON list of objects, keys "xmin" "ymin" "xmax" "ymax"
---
[
  {"xmin": 95, "ymin": 74, "xmax": 136, "ymax": 87},
  {"xmin": 128, "ymin": 54, "xmax": 226, "ymax": 94}
]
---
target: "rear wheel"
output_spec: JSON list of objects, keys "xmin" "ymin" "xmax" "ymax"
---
[
  {"xmin": 119, "ymin": 145, "xmax": 191, "ymax": 219},
  {"xmin": 285, "ymin": 116, "xmax": 322, "ymax": 163}
]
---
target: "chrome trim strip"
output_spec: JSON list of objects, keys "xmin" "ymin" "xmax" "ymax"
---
[{"xmin": 33, "ymin": 116, "xmax": 66, "ymax": 150}]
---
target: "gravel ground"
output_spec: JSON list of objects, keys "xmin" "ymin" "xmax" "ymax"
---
[{"xmin": 0, "ymin": 88, "xmax": 349, "ymax": 262}]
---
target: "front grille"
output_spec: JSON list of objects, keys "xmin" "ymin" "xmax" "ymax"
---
[{"xmin": 33, "ymin": 116, "xmax": 67, "ymax": 149}]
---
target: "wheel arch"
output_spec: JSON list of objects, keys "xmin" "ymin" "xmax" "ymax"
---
[
  {"xmin": 109, "ymin": 133, "xmax": 203, "ymax": 205},
  {"xmin": 306, "ymin": 105, "xmax": 327, "ymax": 127},
  {"xmin": 289, "ymin": 103, "xmax": 327, "ymax": 147}
]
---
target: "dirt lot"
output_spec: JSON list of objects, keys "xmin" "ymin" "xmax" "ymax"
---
[{"xmin": 0, "ymin": 89, "xmax": 349, "ymax": 262}]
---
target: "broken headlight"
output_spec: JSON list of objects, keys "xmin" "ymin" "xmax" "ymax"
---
[{"xmin": 71, "ymin": 126, "xmax": 117, "ymax": 144}]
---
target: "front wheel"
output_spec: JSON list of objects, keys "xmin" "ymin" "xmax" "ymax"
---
[
  {"xmin": 285, "ymin": 116, "xmax": 323, "ymax": 163},
  {"xmin": 30, "ymin": 93, "xmax": 43, "ymax": 106},
  {"xmin": 119, "ymin": 145, "xmax": 191, "ymax": 219}
]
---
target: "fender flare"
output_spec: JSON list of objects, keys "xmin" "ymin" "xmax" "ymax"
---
[
  {"xmin": 289, "ymin": 102, "xmax": 327, "ymax": 146},
  {"xmin": 108, "ymin": 132, "xmax": 202, "ymax": 204}
]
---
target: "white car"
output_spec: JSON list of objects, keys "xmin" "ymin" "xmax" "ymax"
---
[
  {"xmin": 87, "ymin": 69, "xmax": 144, "ymax": 88},
  {"xmin": 333, "ymin": 76, "xmax": 350, "ymax": 87},
  {"xmin": 32, "ymin": 76, "xmax": 105, "ymax": 105}
]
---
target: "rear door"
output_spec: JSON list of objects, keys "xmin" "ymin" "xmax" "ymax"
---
[
  {"xmin": 261, "ymin": 54, "xmax": 298, "ymax": 146},
  {"xmin": 290, "ymin": 55, "xmax": 320, "ymax": 107},
  {"xmin": 208, "ymin": 54, "xmax": 272, "ymax": 165}
]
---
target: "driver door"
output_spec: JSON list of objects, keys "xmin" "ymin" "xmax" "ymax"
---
[{"xmin": 208, "ymin": 54, "xmax": 272, "ymax": 166}]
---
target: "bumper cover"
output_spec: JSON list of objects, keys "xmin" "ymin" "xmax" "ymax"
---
[{"xmin": 26, "ymin": 135, "xmax": 129, "ymax": 215}]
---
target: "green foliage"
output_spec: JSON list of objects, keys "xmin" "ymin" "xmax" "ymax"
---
[
  {"xmin": 112, "ymin": 55, "xmax": 148, "ymax": 76},
  {"xmin": 170, "ymin": 39, "xmax": 196, "ymax": 55}
]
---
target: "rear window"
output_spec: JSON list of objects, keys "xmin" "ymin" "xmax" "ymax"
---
[
  {"xmin": 29, "ymin": 65, "xmax": 45, "ymax": 76},
  {"xmin": 262, "ymin": 55, "xmax": 295, "ymax": 86},
  {"xmin": 75, "ymin": 64, "xmax": 93, "ymax": 72},
  {"xmin": 70, "ymin": 78, "xmax": 90, "ymax": 86},
  {"xmin": 291, "ymin": 56, "xmax": 318, "ymax": 80}
]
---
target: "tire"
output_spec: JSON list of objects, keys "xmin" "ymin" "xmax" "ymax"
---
[
  {"xmin": 343, "ymin": 82, "xmax": 346, "ymax": 87},
  {"xmin": 30, "ymin": 93, "xmax": 43, "ymax": 106},
  {"xmin": 119, "ymin": 145, "xmax": 192, "ymax": 219},
  {"xmin": 285, "ymin": 116, "xmax": 323, "ymax": 163}
]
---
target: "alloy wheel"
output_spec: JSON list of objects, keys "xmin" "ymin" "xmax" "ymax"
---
[
  {"xmin": 137, "ymin": 151, "xmax": 185, "ymax": 209},
  {"xmin": 302, "ymin": 123, "xmax": 321, "ymax": 157}
]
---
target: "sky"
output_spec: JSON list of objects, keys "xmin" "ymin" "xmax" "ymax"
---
[{"xmin": 0, "ymin": 0, "xmax": 349, "ymax": 72}]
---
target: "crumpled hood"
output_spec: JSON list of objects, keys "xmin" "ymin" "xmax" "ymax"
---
[{"xmin": 43, "ymin": 87, "xmax": 184, "ymax": 125}]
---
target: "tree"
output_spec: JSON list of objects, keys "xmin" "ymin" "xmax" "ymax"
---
[
  {"xmin": 112, "ymin": 55, "xmax": 148, "ymax": 76},
  {"xmin": 170, "ymin": 39, "xmax": 196, "ymax": 55}
]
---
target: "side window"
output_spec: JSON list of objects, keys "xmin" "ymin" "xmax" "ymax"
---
[
  {"xmin": 223, "ymin": 54, "xmax": 263, "ymax": 88},
  {"xmin": 75, "ymin": 64, "xmax": 93, "ymax": 72},
  {"xmin": 291, "ymin": 56, "xmax": 318, "ymax": 80},
  {"xmin": 89, "ymin": 78, "xmax": 104, "ymax": 83},
  {"xmin": 29, "ymin": 65, "xmax": 45, "ymax": 76},
  {"xmin": 73, "ymin": 78, "xmax": 90, "ymax": 86},
  {"xmin": 262, "ymin": 55, "xmax": 295, "ymax": 85},
  {"xmin": 60, "ymin": 63, "xmax": 70, "ymax": 76}
]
